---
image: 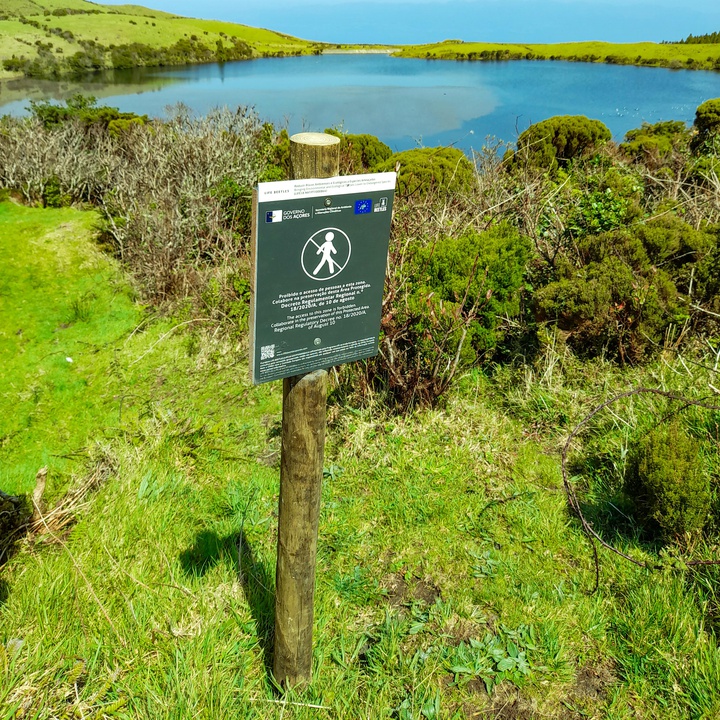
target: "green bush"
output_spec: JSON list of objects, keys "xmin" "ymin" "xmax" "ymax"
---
[
  {"xmin": 621, "ymin": 120, "xmax": 690, "ymax": 167},
  {"xmin": 210, "ymin": 176, "xmax": 253, "ymax": 242},
  {"xmin": 375, "ymin": 147, "xmax": 475, "ymax": 197},
  {"xmin": 628, "ymin": 420, "xmax": 710, "ymax": 541},
  {"xmin": 412, "ymin": 223, "xmax": 531, "ymax": 357},
  {"xmin": 693, "ymin": 224, "xmax": 720, "ymax": 319},
  {"xmin": 508, "ymin": 115, "xmax": 611, "ymax": 172},
  {"xmin": 534, "ymin": 217, "xmax": 705, "ymax": 363},
  {"xmin": 42, "ymin": 176, "xmax": 70, "ymax": 208},
  {"xmin": 260, "ymin": 126, "xmax": 290, "ymax": 181},
  {"xmin": 324, "ymin": 129, "xmax": 392, "ymax": 172},
  {"xmin": 29, "ymin": 95, "xmax": 148, "ymax": 132},
  {"xmin": 107, "ymin": 116, "xmax": 145, "ymax": 137},
  {"xmin": 2, "ymin": 56, "xmax": 27, "ymax": 73},
  {"xmin": 346, "ymin": 222, "xmax": 530, "ymax": 409},
  {"xmin": 691, "ymin": 98, "xmax": 720, "ymax": 155}
]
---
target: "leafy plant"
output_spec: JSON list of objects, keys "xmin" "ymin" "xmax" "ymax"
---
[
  {"xmin": 628, "ymin": 419, "xmax": 711, "ymax": 541},
  {"xmin": 621, "ymin": 120, "xmax": 690, "ymax": 166},
  {"xmin": 324, "ymin": 128, "xmax": 392, "ymax": 173},
  {"xmin": 446, "ymin": 624, "xmax": 537, "ymax": 693}
]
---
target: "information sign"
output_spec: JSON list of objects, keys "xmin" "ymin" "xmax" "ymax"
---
[{"xmin": 251, "ymin": 172, "xmax": 396, "ymax": 384}]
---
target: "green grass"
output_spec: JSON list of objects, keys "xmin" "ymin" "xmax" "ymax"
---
[
  {"xmin": 0, "ymin": 0, "xmax": 320, "ymax": 80},
  {"xmin": 0, "ymin": 201, "xmax": 143, "ymax": 497},
  {"xmin": 2, "ymin": 0, "xmax": 113, "ymax": 14},
  {"xmin": 2, "ymin": 202, "xmax": 720, "ymax": 717},
  {"xmin": 396, "ymin": 39, "xmax": 720, "ymax": 71},
  {"xmin": 25, "ymin": 13, "xmax": 317, "ymax": 55}
]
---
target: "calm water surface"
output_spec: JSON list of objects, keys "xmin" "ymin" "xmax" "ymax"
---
[{"xmin": 1, "ymin": 54, "xmax": 719, "ymax": 153}]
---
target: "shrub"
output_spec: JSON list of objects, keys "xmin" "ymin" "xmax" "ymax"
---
[
  {"xmin": 259, "ymin": 126, "xmax": 290, "ymax": 181},
  {"xmin": 375, "ymin": 147, "xmax": 476, "ymax": 198},
  {"xmin": 693, "ymin": 225, "xmax": 720, "ymax": 319},
  {"xmin": 42, "ymin": 175, "xmax": 70, "ymax": 208},
  {"xmin": 533, "ymin": 217, "xmax": 704, "ymax": 363},
  {"xmin": 412, "ymin": 223, "xmax": 531, "ymax": 356},
  {"xmin": 628, "ymin": 420, "xmax": 710, "ymax": 541},
  {"xmin": 508, "ymin": 115, "xmax": 612, "ymax": 172},
  {"xmin": 342, "ymin": 222, "xmax": 530, "ymax": 409},
  {"xmin": 691, "ymin": 98, "xmax": 720, "ymax": 155},
  {"xmin": 621, "ymin": 120, "xmax": 690, "ymax": 166},
  {"xmin": 107, "ymin": 116, "xmax": 145, "ymax": 138},
  {"xmin": 0, "ymin": 103, "xmax": 270, "ymax": 304},
  {"xmin": 29, "ymin": 95, "xmax": 148, "ymax": 132},
  {"xmin": 210, "ymin": 176, "xmax": 253, "ymax": 243},
  {"xmin": 324, "ymin": 129, "xmax": 392, "ymax": 173}
]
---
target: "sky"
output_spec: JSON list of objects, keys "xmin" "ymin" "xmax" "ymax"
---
[{"xmin": 100, "ymin": 0, "xmax": 719, "ymax": 44}]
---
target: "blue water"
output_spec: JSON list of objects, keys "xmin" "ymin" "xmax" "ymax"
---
[{"xmin": 2, "ymin": 54, "xmax": 720, "ymax": 154}]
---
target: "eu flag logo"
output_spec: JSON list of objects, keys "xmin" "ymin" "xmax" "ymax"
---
[{"xmin": 354, "ymin": 199, "xmax": 372, "ymax": 215}]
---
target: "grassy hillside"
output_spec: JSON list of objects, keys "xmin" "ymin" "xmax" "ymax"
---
[
  {"xmin": 0, "ymin": 202, "xmax": 140, "ymax": 497},
  {"xmin": 0, "ymin": 0, "xmax": 320, "ymax": 80},
  {"xmin": 397, "ymin": 39, "xmax": 720, "ymax": 70},
  {"xmin": 2, "ymin": 200, "xmax": 720, "ymax": 717}
]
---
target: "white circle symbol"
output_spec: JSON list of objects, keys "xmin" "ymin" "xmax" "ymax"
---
[{"xmin": 301, "ymin": 227, "xmax": 351, "ymax": 281}]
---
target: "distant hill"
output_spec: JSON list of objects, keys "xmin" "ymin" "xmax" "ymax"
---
[
  {"xmin": 0, "ymin": 0, "xmax": 322, "ymax": 79},
  {"xmin": 397, "ymin": 38, "xmax": 720, "ymax": 71}
]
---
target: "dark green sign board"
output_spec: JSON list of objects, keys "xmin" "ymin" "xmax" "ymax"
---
[{"xmin": 251, "ymin": 173, "xmax": 396, "ymax": 384}]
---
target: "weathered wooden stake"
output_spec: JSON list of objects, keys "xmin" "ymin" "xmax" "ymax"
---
[{"xmin": 272, "ymin": 132, "xmax": 340, "ymax": 690}]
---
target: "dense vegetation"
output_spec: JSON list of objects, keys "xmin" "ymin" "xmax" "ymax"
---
[
  {"xmin": 397, "ymin": 39, "xmax": 720, "ymax": 70},
  {"xmin": 0, "ymin": 0, "xmax": 323, "ymax": 80},
  {"xmin": 1, "ymin": 96, "xmax": 720, "ymax": 717},
  {"xmin": 678, "ymin": 30, "xmax": 720, "ymax": 44}
]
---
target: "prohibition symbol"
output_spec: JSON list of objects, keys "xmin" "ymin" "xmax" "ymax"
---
[{"xmin": 301, "ymin": 227, "xmax": 351, "ymax": 281}]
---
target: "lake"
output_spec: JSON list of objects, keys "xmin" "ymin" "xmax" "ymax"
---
[{"xmin": 1, "ymin": 54, "xmax": 719, "ymax": 154}]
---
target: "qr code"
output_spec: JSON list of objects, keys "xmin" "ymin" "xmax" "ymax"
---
[{"xmin": 260, "ymin": 344, "xmax": 275, "ymax": 360}]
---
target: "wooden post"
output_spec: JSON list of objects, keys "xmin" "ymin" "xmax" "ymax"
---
[{"xmin": 272, "ymin": 132, "xmax": 340, "ymax": 690}]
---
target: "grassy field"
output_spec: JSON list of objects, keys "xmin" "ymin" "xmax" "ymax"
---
[
  {"xmin": 396, "ymin": 40, "xmax": 720, "ymax": 71},
  {"xmin": 2, "ymin": 200, "xmax": 720, "ymax": 718},
  {"xmin": 0, "ymin": 201, "xmax": 145, "ymax": 498},
  {"xmin": 0, "ymin": 0, "xmax": 320, "ymax": 81}
]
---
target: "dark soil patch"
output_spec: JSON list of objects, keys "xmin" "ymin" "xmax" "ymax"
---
[
  {"xmin": 0, "ymin": 491, "xmax": 31, "ymax": 606},
  {"xmin": 573, "ymin": 661, "xmax": 616, "ymax": 700},
  {"xmin": 447, "ymin": 680, "xmax": 535, "ymax": 719},
  {"xmin": 445, "ymin": 616, "xmax": 493, "ymax": 646},
  {"xmin": 482, "ymin": 686, "xmax": 535, "ymax": 719},
  {"xmin": 555, "ymin": 660, "xmax": 617, "ymax": 718},
  {"xmin": 382, "ymin": 573, "xmax": 441, "ymax": 606},
  {"xmin": 0, "ymin": 492, "xmax": 30, "ymax": 564}
]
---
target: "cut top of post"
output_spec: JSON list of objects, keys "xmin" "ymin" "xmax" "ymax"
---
[
  {"xmin": 290, "ymin": 132, "xmax": 341, "ymax": 180},
  {"xmin": 290, "ymin": 132, "xmax": 341, "ymax": 147}
]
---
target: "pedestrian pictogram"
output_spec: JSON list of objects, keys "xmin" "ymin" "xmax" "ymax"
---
[{"xmin": 301, "ymin": 227, "xmax": 351, "ymax": 281}]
